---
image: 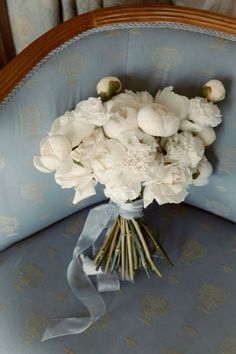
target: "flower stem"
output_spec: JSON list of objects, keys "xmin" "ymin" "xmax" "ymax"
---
[
  {"xmin": 121, "ymin": 218, "xmax": 126, "ymax": 281},
  {"xmin": 139, "ymin": 219, "xmax": 173, "ymax": 266},
  {"xmin": 104, "ymin": 220, "xmax": 120, "ymax": 273},
  {"xmin": 125, "ymin": 219, "xmax": 134, "ymax": 281},
  {"xmin": 131, "ymin": 219, "xmax": 162, "ymax": 277}
]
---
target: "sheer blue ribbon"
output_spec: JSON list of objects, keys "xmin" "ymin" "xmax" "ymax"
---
[{"xmin": 42, "ymin": 200, "xmax": 143, "ymax": 341}]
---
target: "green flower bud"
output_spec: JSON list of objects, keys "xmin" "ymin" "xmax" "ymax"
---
[
  {"xmin": 96, "ymin": 76, "xmax": 122, "ymax": 101},
  {"xmin": 202, "ymin": 79, "xmax": 225, "ymax": 102}
]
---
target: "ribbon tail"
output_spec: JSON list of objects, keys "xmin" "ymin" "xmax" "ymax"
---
[
  {"xmin": 42, "ymin": 203, "xmax": 118, "ymax": 341},
  {"xmin": 42, "ymin": 257, "xmax": 106, "ymax": 340}
]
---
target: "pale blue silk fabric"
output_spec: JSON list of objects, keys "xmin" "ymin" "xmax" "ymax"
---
[
  {"xmin": 1, "ymin": 25, "xmax": 236, "ymax": 252},
  {"xmin": 0, "ymin": 202, "xmax": 236, "ymax": 354}
]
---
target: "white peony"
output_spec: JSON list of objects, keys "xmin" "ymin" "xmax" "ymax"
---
[
  {"xmin": 71, "ymin": 128, "xmax": 105, "ymax": 169},
  {"xmin": 192, "ymin": 156, "xmax": 213, "ymax": 186},
  {"xmin": 103, "ymin": 105, "xmax": 138, "ymax": 139},
  {"xmin": 202, "ymin": 79, "xmax": 225, "ymax": 103},
  {"xmin": 55, "ymin": 164, "xmax": 92, "ymax": 189},
  {"xmin": 33, "ymin": 135, "xmax": 72, "ymax": 173},
  {"xmin": 119, "ymin": 129, "xmax": 158, "ymax": 182},
  {"xmin": 155, "ymin": 86, "xmax": 189, "ymax": 120},
  {"xmin": 138, "ymin": 103, "xmax": 180, "ymax": 137},
  {"xmin": 88, "ymin": 139, "xmax": 126, "ymax": 184},
  {"xmin": 49, "ymin": 110, "xmax": 94, "ymax": 147},
  {"xmin": 144, "ymin": 163, "xmax": 192, "ymax": 207},
  {"xmin": 164, "ymin": 131, "xmax": 205, "ymax": 169},
  {"xmin": 180, "ymin": 120, "xmax": 216, "ymax": 146},
  {"xmin": 197, "ymin": 127, "xmax": 216, "ymax": 146},
  {"xmin": 108, "ymin": 89, "xmax": 154, "ymax": 111},
  {"xmin": 104, "ymin": 177, "xmax": 141, "ymax": 205},
  {"xmin": 188, "ymin": 97, "xmax": 222, "ymax": 128},
  {"xmin": 118, "ymin": 129, "xmax": 157, "ymax": 151},
  {"xmin": 55, "ymin": 164, "xmax": 96, "ymax": 204},
  {"xmin": 75, "ymin": 97, "xmax": 111, "ymax": 126}
]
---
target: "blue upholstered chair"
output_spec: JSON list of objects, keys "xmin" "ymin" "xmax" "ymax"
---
[{"xmin": 0, "ymin": 5, "xmax": 236, "ymax": 354}]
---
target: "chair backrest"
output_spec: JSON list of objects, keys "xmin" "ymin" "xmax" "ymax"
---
[{"xmin": 0, "ymin": 4, "xmax": 236, "ymax": 251}]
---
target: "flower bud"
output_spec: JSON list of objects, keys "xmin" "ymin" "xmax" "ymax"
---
[
  {"xmin": 202, "ymin": 79, "xmax": 225, "ymax": 102},
  {"xmin": 96, "ymin": 76, "xmax": 122, "ymax": 101}
]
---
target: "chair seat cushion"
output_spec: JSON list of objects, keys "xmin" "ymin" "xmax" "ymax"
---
[{"xmin": 0, "ymin": 202, "xmax": 235, "ymax": 354}]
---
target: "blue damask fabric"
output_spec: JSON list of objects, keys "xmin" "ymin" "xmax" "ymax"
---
[
  {"xmin": 0, "ymin": 24, "xmax": 236, "ymax": 251},
  {"xmin": 0, "ymin": 202, "xmax": 235, "ymax": 354}
]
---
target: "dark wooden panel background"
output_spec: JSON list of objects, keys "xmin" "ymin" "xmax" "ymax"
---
[{"xmin": 0, "ymin": 0, "xmax": 15, "ymax": 70}]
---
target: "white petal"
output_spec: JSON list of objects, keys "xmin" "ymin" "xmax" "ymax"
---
[
  {"xmin": 180, "ymin": 119, "xmax": 203, "ymax": 133},
  {"xmin": 33, "ymin": 156, "xmax": 52, "ymax": 173},
  {"xmin": 103, "ymin": 107, "xmax": 138, "ymax": 139},
  {"xmin": 40, "ymin": 156, "xmax": 60, "ymax": 170},
  {"xmin": 72, "ymin": 181, "xmax": 96, "ymax": 204},
  {"xmin": 55, "ymin": 164, "xmax": 92, "ymax": 188},
  {"xmin": 155, "ymin": 86, "xmax": 189, "ymax": 120},
  {"xmin": 56, "ymin": 159, "xmax": 74, "ymax": 175},
  {"xmin": 138, "ymin": 103, "xmax": 180, "ymax": 137},
  {"xmin": 197, "ymin": 127, "xmax": 216, "ymax": 146},
  {"xmin": 49, "ymin": 111, "xmax": 94, "ymax": 146},
  {"xmin": 40, "ymin": 135, "xmax": 72, "ymax": 160}
]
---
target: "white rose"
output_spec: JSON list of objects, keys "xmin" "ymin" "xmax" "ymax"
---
[
  {"xmin": 188, "ymin": 97, "xmax": 222, "ymax": 128},
  {"xmin": 103, "ymin": 105, "xmax": 138, "ymax": 139},
  {"xmin": 75, "ymin": 97, "xmax": 111, "ymax": 126},
  {"xmin": 192, "ymin": 156, "xmax": 213, "ymax": 186},
  {"xmin": 137, "ymin": 103, "xmax": 180, "ymax": 137},
  {"xmin": 164, "ymin": 131, "xmax": 205, "ymax": 169},
  {"xmin": 144, "ymin": 163, "xmax": 192, "ymax": 207},
  {"xmin": 96, "ymin": 76, "xmax": 122, "ymax": 100},
  {"xmin": 49, "ymin": 110, "xmax": 94, "ymax": 147},
  {"xmin": 88, "ymin": 139, "xmax": 126, "ymax": 184},
  {"xmin": 33, "ymin": 135, "xmax": 72, "ymax": 173},
  {"xmin": 155, "ymin": 86, "xmax": 189, "ymax": 120},
  {"xmin": 202, "ymin": 79, "xmax": 225, "ymax": 102}
]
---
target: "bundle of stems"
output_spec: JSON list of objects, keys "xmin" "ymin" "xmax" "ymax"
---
[{"xmin": 93, "ymin": 216, "xmax": 172, "ymax": 281}]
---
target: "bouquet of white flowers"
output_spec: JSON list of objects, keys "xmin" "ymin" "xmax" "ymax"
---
[{"xmin": 34, "ymin": 77, "xmax": 225, "ymax": 282}]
